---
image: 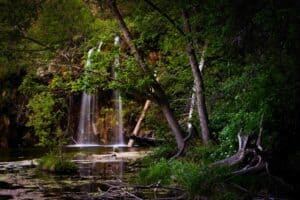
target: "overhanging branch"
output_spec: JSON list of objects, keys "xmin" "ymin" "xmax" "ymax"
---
[{"xmin": 143, "ymin": 0, "xmax": 186, "ymax": 36}]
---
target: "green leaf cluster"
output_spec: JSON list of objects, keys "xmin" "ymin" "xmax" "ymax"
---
[
  {"xmin": 26, "ymin": 91, "xmax": 64, "ymax": 148},
  {"xmin": 28, "ymin": 0, "xmax": 93, "ymax": 47}
]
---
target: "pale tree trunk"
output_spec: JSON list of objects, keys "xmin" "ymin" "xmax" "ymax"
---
[
  {"xmin": 108, "ymin": 0, "xmax": 185, "ymax": 152},
  {"xmin": 182, "ymin": 10, "xmax": 210, "ymax": 144},
  {"xmin": 128, "ymin": 100, "xmax": 151, "ymax": 147},
  {"xmin": 187, "ymin": 44, "xmax": 207, "ymax": 138}
]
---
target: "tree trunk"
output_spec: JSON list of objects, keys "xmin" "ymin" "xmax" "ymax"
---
[
  {"xmin": 108, "ymin": 0, "xmax": 185, "ymax": 152},
  {"xmin": 187, "ymin": 44, "xmax": 207, "ymax": 138},
  {"xmin": 128, "ymin": 100, "xmax": 151, "ymax": 147},
  {"xmin": 182, "ymin": 10, "xmax": 210, "ymax": 144},
  {"xmin": 160, "ymin": 102, "xmax": 185, "ymax": 150}
]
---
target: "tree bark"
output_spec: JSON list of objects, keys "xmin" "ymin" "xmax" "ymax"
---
[
  {"xmin": 187, "ymin": 43, "xmax": 207, "ymax": 139},
  {"xmin": 182, "ymin": 10, "xmax": 210, "ymax": 144},
  {"xmin": 128, "ymin": 100, "xmax": 151, "ymax": 147},
  {"xmin": 108, "ymin": 0, "xmax": 185, "ymax": 152}
]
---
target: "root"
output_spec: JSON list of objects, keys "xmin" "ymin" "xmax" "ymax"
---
[{"xmin": 211, "ymin": 114, "xmax": 269, "ymax": 176}]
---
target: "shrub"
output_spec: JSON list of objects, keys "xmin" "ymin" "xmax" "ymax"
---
[{"xmin": 38, "ymin": 153, "xmax": 77, "ymax": 174}]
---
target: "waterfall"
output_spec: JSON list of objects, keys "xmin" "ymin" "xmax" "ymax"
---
[
  {"xmin": 75, "ymin": 38, "xmax": 125, "ymax": 146},
  {"xmin": 76, "ymin": 48, "xmax": 99, "ymax": 144},
  {"xmin": 113, "ymin": 36, "xmax": 125, "ymax": 145}
]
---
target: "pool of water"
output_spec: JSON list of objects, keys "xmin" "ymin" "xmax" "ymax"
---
[
  {"xmin": 0, "ymin": 145, "xmax": 139, "ymax": 162},
  {"xmin": 0, "ymin": 147, "xmax": 46, "ymax": 162},
  {"xmin": 0, "ymin": 146, "xmax": 148, "ymax": 199}
]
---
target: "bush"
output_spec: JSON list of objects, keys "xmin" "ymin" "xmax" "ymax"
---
[{"xmin": 38, "ymin": 153, "xmax": 77, "ymax": 174}]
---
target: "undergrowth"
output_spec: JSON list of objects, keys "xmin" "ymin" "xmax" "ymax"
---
[
  {"xmin": 38, "ymin": 153, "xmax": 77, "ymax": 174},
  {"xmin": 135, "ymin": 143, "xmax": 245, "ymax": 199},
  {"xmin": 137, "ymin": 157, "xmax": 232, "ymax": 199}
]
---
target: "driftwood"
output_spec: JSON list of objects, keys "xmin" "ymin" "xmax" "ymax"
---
[
  {"xmin": 211, "ymin": 115, "xmax": 269, "ymax": 175},
  {"xmin": 128, "ymin": 100, "xmax": 151, "ymax": 147},
  {"xmin": 97, "ymin": 180, "xmax": 186, "ymax": 200}
]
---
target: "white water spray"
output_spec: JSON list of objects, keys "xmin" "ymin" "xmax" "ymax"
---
[
  {"xmin": 113, "ymin": 36, "xmax": 124, "ymax": 145},
  {"xmin": 76, "ymin": 48, "xmax": 99, "ymax": 144}
]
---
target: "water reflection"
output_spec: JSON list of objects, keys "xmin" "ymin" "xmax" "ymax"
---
[
  {"xmin": 0, "ymin": 146, "xmax": 145, "ymax": 199},
  {"xmin": 77, "ymin": 161, "xmax": 124, "ymax": 178}
]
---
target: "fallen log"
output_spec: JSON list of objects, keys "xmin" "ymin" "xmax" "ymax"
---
[
  {"xmin": 129, "ymin": 135, "xmax": 163, "ymax": 147},
  {"xmin": 128, "ymin": 100, "xmax": 152, "ymax": 147}
]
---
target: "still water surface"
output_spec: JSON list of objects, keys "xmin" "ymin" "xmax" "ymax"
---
[{"xmin": 0, "ymin": 146, "xmax": 144, "ymax": 199}]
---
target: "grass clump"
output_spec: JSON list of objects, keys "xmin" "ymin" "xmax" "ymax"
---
[
  {"xmin": 171, "ymin": 160, "xmax": 231, "ymax": 198},
  {"xmin": 38, "ymin": 153, "xmax": 77, "ymax": 174},
  {"xmin": 185, "ymin": 143, "xmax": 219, "ymax": 164},
  {"xmin": 137, "ymin": 158, "xmax": 231, "ymax": 198},
  {"xmin": 138, "ymin": 158, "xmax": 172, "ymax": 185}
]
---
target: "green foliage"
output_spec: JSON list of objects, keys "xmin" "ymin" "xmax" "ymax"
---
[
  {"xmin": 49, "ymin": 76, "xmax": 69, "ymax": 91},
  {"xmin": 138, "ymin": 159, "xmax": 172, "ymax": 185},
  {"xmin": 38, "ymin": 153, "xmax": 77, "ymax": 174},
  {"xmin": 90, "ymin": 18, "xmax": 118, "ymax": 45},
  {"xmin": 138, "ymin": 159, "xmax": 231, "ymax": 198},
  {"xmin": 142, "ymin": 144, "xmax": 175, "ymax": 164},
  {"xmin": 70, "ymin": 50, "xmax": 111, "ymax": 93},
  {"xmin": 29, "ymin": 0, "xmax": 93, "ymax": 47},
  {"xmin": 18, "ymin": 75, "xmax": 47, "ymax": 97},
  {"xmin": 171, "ymin": 161, "xmax": 231, "ymax": 198},
  {"xmin": 26, "ymin": 91, "xmax": 64, "ymax": 148},
  {"xmin": 185, "ymin": 143, "xmax": 219, "ymax": 164},
  {"xmin": 110, "ymin": 56, "xmax": 154, "ymax": 95}
]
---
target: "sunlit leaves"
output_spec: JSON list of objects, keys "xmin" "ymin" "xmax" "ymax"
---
[
  {"xmin": 26, "ymin": 91, "xmax": 64, "ymax": 147},
  {"xmin": 69, "ymin": 49, "xmax": 111, "ymax": 93}
]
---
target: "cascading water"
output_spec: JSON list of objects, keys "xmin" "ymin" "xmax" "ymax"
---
[
  {"xmin": 73, "ymin": 39, "xmax": 125, "ymax": 147},
  {"xmin": 113, "ymin": 36, "xmax": 125, "ymax": 145},
  {"xmin": 76, "ymin": 48, "xmax": 99, "ymax": 145}
]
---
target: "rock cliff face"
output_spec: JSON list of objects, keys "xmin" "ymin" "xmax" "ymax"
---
[
  {"xmin": 0, "ymin": 76, "xmax": 129, "ymax": 148},
  {"xmin": 0, "ymin": 116, "xmax": 9, "ymax": 148},
  {"xmin": 0, "ymin": 86, "xmax": 32, "ymax": 148},
  {"xmin": 0, "ymin": 69, "xmax": 28, "ymax": 148}
]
